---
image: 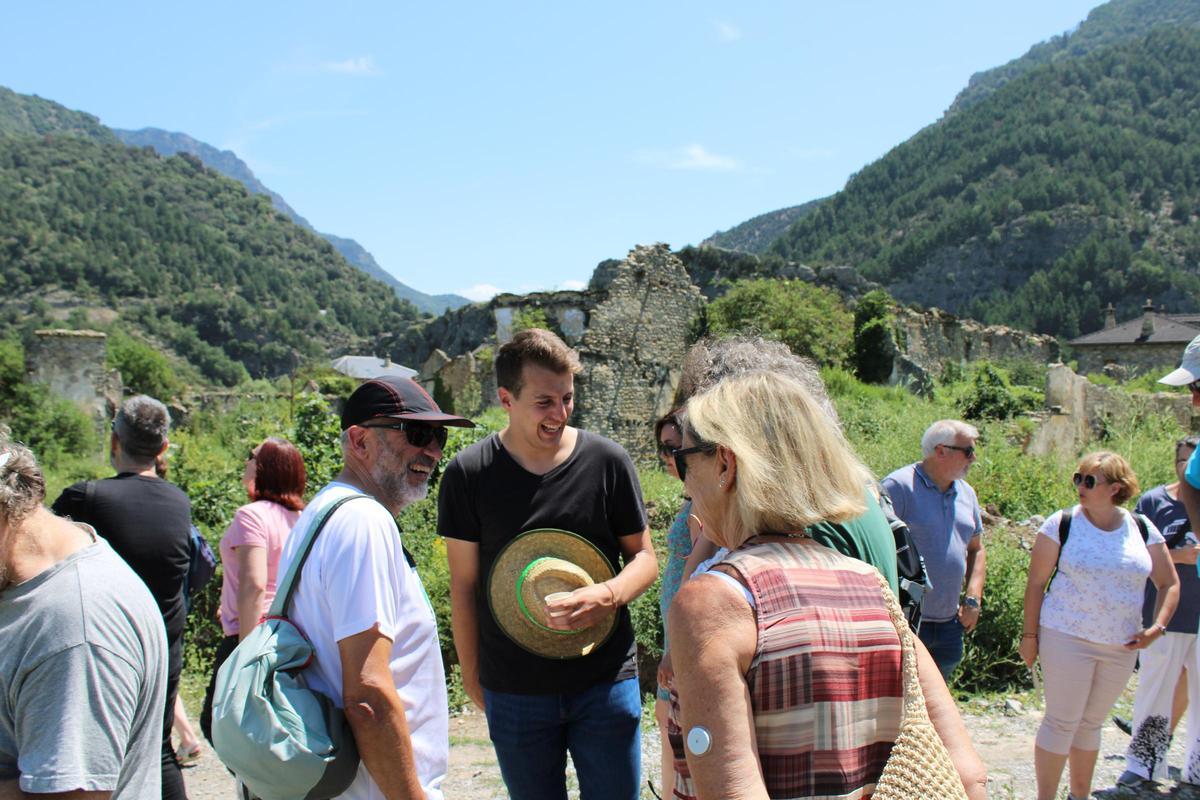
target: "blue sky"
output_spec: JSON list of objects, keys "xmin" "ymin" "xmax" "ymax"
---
[{"xmin": 3, "ymin": 2, "xmax": 1101, "ymax": 301}]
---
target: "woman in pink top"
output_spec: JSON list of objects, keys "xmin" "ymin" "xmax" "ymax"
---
[{"xmin": 200, "ymin": 436, "xmax": 306, "ymax": 744}]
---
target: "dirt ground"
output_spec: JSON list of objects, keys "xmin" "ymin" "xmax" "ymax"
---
[{"xmin": 182, "ymin": 690, "xmax": 1198, "ymax": 800}]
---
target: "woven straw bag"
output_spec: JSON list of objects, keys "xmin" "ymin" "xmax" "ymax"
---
[{"xmin": 872, "ymin": 574, "xmax": 968, "ymax": 800}]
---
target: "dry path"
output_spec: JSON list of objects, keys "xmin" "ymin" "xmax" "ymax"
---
[{"xmin": 181, "ymin": 702, "xmax": 1197, "ymax": 799}]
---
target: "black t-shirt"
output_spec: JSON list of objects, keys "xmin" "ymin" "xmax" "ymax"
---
[
  {"xmin": 438, "ymin": 430, "xmax": 648, "ymax": 694},
  {"xmin": 52, "ymin": 473, "xmax": 192, "ymax": 670}
]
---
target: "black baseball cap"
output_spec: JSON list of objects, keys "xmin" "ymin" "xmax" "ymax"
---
[{"xmin": 341, "ymin": 376, "xmax": 476, "ymax": 430}]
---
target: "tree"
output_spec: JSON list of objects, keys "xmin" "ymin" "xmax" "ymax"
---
[
  {"xmin": 852, "ymin": 290, "xmax": 897, "ymax": 384},
  {"xmin": 705, "ymin": 279, "xmax": 852, "ymax": 367}
]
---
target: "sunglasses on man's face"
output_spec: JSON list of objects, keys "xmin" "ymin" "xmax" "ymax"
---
[
  {"xmin": 1072, "ymin": 472, "xmax": 1105, "ymax": 490},
  {"xmin": 362, "ymin": 420, "xmax": 449, "ymax": 449},
  {"xmin": 673, "ymin": 443, "xmax": 718, "ymax": 482},
  {"xmin": 942, "ymin": 444, "xmax": 975, "ymax": 459}
]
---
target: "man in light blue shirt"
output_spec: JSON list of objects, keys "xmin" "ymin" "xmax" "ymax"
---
[{"xmin": 882, "ymin": 419, "xmax": 986, "ymax": 682}]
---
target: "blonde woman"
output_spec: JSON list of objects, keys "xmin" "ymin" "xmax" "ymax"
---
[
  {"xmin": 1021, "ymin": 451, "xmax": 1179, "ymax": 800},
  {"xmin": 668, "ymin": 371, "xmax": 983, "ymax": 800}
]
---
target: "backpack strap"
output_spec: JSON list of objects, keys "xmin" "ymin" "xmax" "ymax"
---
[
  {"xmin": 83, "ymin": 479, "xmax": 96, "ymax": 512},
  {"xmin": 1134, "ymin": 513, "xmax": 1150, "ymax": 543},
  {"xmin": 1046, "ymin": 509, "xmax": 1072, "ymax": 591},
  {"xmin": 268, "ymin": 493, "xmax": 370, "ymax": 619}
]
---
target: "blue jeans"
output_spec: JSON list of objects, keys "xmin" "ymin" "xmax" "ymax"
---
[
  {"xmin": 919, "ymin": 617, "xmax": 964, "ymax": 683},
  {"xmin": 484, "ymin": 677, "xmax": 642, "ymax": 800}
]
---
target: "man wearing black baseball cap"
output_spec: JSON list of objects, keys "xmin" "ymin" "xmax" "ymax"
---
[{"xmin": 278, "ymin": 376, "xmax": 472, "ymax": 800}]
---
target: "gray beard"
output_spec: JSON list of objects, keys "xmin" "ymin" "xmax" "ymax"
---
[{"xmin": 371, "ymin": 461, "xmax": 430, "ymax": 510}]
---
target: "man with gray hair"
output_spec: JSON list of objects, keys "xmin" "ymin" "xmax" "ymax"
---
[
  {"xmin": 882, "ymin": 419, "xmax": 986, "ymax": 681},
  {"xmin": 52, "ymin": 395, "xmax": 193, "ymax": 800},
  {"xmin": 1, "ymin": 436, "xmax": 168, "ymax": 798},
  {"xmin": 277, "ymin": 376, "xmax": 473, "ymax": 799}
]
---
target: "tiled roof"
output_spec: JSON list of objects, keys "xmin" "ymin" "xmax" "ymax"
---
[{"xmin": 1070, "ymin": 315, "xmax": 1200, "ymax": 346}]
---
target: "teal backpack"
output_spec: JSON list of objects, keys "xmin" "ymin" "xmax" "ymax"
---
[{"xmin": 211, "ymin": 494, "xmax": 367, "ymax": 800}]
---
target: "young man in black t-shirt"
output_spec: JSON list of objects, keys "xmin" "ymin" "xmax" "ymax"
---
[
  {"xmin": 52, "ymin": 395, "xmax": 192, "ymax": 800},
  {"xmin": 439, "ymin": 328, "xmax": 657, "ymax": 800}
]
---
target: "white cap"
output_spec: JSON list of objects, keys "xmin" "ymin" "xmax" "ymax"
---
[{"xmin": 1159, "ymin": 334, "xmax": 1200, "ymax": 386}]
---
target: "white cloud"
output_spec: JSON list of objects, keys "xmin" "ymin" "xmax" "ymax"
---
[
  {"xmin": 458, "ymin": 283, "xmax": 503, "ymax": 302},
  {"xmin": 559, "ymin": 279, "xmax": 587, "ymax": 291},
  {"xmin": 636, "ymin": 144, "xmax": 741, "ymax": 172},
  {"xmin": 714, "ymin": 20, "xmax": 742, "ymax": 42},
  {"xmin": 320, "ymin": 56, "xmax": 382, "ymax": 76}
]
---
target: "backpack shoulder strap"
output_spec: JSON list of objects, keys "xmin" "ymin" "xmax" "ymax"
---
[
  {"xmin": 1134, "ymin": 513, "xmax": 1150, "ymax": 543},
  {"xmin": 83, "ymin": 479, "xmax": 96, "ymax": 511},
  {"xmin": 269, "ymin": 493, "xmax": 370, "ymax": 619},
  {"xmin": 1057, "ymin": 508, "xmax": 1072, "ymax": 550},
  {"xmin": 1047, "ymin": 509, "xmax": 1072, "ymax": 592}
]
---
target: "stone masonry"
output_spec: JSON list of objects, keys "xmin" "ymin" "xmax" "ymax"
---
[
  {"xmin": 26, "ymin": 329, "xmax": 119, "ymax": 423},
  {"xmin": 574, "ymin": 244, "xmax": 705, "ymax": 462},
  {"xmin": 891, "ymin": 306, "xmax": 1059, "ymax": 389}
]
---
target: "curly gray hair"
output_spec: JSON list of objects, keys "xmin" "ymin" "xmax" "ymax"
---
[
  {"xmin": 674, "ymin": 335, "xmax": 840, "ymax": 427},
  {"xmin": 0, "ymin": 437, "xmax": 45, "ymax": 526}
]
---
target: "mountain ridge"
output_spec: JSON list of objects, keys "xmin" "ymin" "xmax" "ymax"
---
[{"xmin": 112, "ymin": 126, "xmax": 469, "ymax": 314}]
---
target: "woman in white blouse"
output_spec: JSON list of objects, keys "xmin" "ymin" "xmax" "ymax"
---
[{"xmin": 1021, "ymin": 450, "xmax": 1179, "ymax": 800}]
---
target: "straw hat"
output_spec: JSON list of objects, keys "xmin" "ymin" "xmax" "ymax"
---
[{"xmin": 487, "ymin": 529, "xmax": 618, "ymax": 659}]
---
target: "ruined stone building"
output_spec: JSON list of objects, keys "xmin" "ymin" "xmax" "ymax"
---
[
  {"xmin": 26, "ymin": 329, "xmax": 120, "ymax": 423},
  {"xmin": 1069, "ymin": 300, "xmax": 1200, "ymax": 376},
  {"xmin": 413, "ymin": 244, "xmax": 704, "ymax": 462}
]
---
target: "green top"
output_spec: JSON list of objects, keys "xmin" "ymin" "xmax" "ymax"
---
[{"xmin": 808, "ymin": 489, "xmax": 899, "ymax": 596}]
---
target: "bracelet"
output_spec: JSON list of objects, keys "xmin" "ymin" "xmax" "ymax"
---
[{"xmin": 602, "ymin": 582, "xmax": 618, "ymax": 607}]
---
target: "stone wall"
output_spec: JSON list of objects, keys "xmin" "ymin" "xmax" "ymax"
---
[
  {"xmin": 891, "ymin": 306, "xmax": 1060, "ymax": 389},
  {"xmin": 1027, "ymin": 363, "xmax": 1197, "ymax": 458},
  {"xmin": 574, "ymin": 244, "xmax": 705, "ymax": 462},
  {"xmin": 26, "ymin": 329, "xmax": 119, "ymax": 423},
  {"xmin": 413, "ymin": 245, "xmax": 704, "ymax": 459}
]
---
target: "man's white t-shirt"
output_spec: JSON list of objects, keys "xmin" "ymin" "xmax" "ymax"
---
[
  {"xmin": 278, "ymin": 482, "xmax": 447, "ymax": 800},
  {"xmin": 1038, "ymin": 505, "xmax": 1164, "ymax": 645}
]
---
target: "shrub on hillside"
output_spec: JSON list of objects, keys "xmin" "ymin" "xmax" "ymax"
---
[
  {"xmin": 851, "ymin": 290, "xmax": 897, "ymax": 383},
  {"xmin": 705, "ymin": 279, "xmax": 853, "ymax": 367},
  {"xmin": 957, "ymin": 527, "xmax": 1031, "ymax": 692},
  {"xmin": 959, "ymin": 364, "xmax": 1040, "ymax": 421},
  {"xmin": 107, "ymin": 329, "xmax": 181, "ymax": 399}
]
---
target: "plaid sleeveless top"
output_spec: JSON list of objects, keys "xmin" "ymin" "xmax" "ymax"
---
[{"xmin": 669, "ymin": 539, "xmax": 904, "ymax": 799}]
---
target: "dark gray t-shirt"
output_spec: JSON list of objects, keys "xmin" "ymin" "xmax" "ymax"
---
[
  {"xmin": 0, "ymin": 532, "xmax": 167, "ymax": 797},
  {"xmin": 1137, "ymin": 485, "xmax": 1200, "ymax": 633}
]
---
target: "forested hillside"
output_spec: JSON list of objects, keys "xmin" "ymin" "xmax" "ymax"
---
[
  {"xmin": 701, "ymin": 197, "xmax": 826, "ymax": 254},
  {"xmin": 0, "ymin": 135, "xmax": 423, "ymax": 384},
  {"xmin": 0, "ymin": 86, "xmax": 114, "ymax": 141},
  {"xmin": 767, "ymin": 29, "xmax": 1200, "ymax": 337},
  {"xmin": 114, "ymin": 127, "xmax": 470, "ymax": 314},
  {"xmin": 947, "ymin": 0, "xmax": 1200, "ymax": 115}
]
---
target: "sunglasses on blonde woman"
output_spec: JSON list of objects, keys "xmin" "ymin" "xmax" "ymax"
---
[
  {"xmin": 673, "ymin": 443, "xmax": 718, "ymax": 482},
  {"xmin": 1072, "ymin": 472, "xmax": 1104, "ymax": 490}
]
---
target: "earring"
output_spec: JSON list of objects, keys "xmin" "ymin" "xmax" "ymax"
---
[{"xmin": 719, "ymin": 478, "xmax": 726, "ymax": 487}]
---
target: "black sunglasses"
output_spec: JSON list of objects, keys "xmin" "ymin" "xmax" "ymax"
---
[
  {"xmin": 673, "ymin": 443, "xmax": 718, "ymax": 482},
  {"xmin": 1072, "ymin": 472, "xmax": 1104, "ymax": 489},
  {"xmin": 361, "ymin": 421, "xmax": 449, "ymax": 449},
  {"xmin": 657, "ymin": 440, "xmax": 679, "ymax": 458},
  {"xmin": 942, "ymin": 444, "xmax": 975, "ymax": 458}
]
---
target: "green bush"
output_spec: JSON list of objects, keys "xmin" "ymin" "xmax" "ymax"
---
[
  {"xmin": 957, "ymin": 527, "xmax": 1031, "ymax": 692},
  {"xmin": 959, "ymin": 364, "xmax": 1040, "ymax": 421},
  {"xmin": 706, "ymin": 279, "xmax": 853, "ymax": 367},
  {"xmin": 106, "ymin": 329, "xmax": 181, "ymax": 399},
  {"xmin": 851, "ymin": 290, "xmax": 897, "ymax": 383}
]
